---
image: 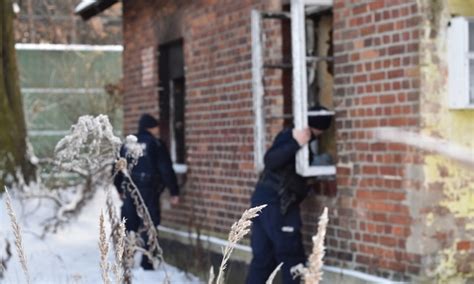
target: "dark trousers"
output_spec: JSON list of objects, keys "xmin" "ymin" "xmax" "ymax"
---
[
  {"xmin": 246, "ymin": 203, "xmax": 305, "ymax": 284},
  {"xmin": 121, "ymin": 184, "xmax": 161, "ymax": 270}
]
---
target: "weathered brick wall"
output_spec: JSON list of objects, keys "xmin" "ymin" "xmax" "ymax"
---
[
  {"xmin": 122, "ymin": 0, "xmax": 285, "ymax": 236},
  {"xmin": 122, "ymin": 0, "xmax": 435, "ymax": 281},
  {"xmin": 122, "ymin": 0, "xmax": 160, "ymax": 134},
  {"xmin": 415, "ymin": 0, "xmax": 474, "ymax": 281},
  {"xmin": 328, "ymin": 0, "xmax": 423, "ymax": 280}
]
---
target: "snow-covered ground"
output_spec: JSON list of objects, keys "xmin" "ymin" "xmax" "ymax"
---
[{"xmin": 0, "ymin": 188, "xmax": 202, "ymax": 284}]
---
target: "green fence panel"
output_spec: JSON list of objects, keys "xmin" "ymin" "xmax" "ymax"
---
[{"xmin": 17, "ymin": 46, "xmax": 123, "ymax": 158}]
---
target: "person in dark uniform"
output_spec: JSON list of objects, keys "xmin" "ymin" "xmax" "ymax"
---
[
  {"xmin": 114, "ymin": 113, "xmax": 179, "ymax": 270},
  {"xmin": 246, "ymin": 105, "xmax": 333, "ymax": 284}
]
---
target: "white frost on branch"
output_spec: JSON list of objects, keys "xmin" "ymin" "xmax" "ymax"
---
[
  {"xmin": 24, "ymin": 115, "xmax": 124, "ymax": 234},
  {"xmin": 124, "ymin": 135, "xmax": 144, "ymax": 165},
  {"xmin": 54, "ymin": 115, "xmax": 122, "ymax": 172}
]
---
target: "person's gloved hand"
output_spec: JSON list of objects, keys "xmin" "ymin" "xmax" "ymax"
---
[
  {"xmin": 170, "ymin": 196, "xmax": 180, "ymax": 205},
  {"xmin": 292, "ymin": 128, "xmax": 311, "ymax": 146}
]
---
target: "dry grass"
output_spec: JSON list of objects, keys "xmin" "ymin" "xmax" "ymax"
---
[
  {"xmin": 291, "ymin": 207, "xmax": 329, "ymax": 284},
  {"xmin": 104, "ymin": 186, "xmax": 127, "ymax": 284},
  {"xmin": 208, "ymin": 266, "xmax": 215, "ymax": 284},
  {"xmin": 4, "ymin": 187, "xmax": 30, "ymax": 284},
  {"xmin": 111, "ymin": 218, "xmax": 126, "ymax": 284},
  {"xmin": 304, "ymin": 207, "xmax": 328, "ymax": 284},
  {"xmin": 123, "ymin": 231, "xmax": 139, "ymax": 283},
  {"xmin": 124, "ymin": 178, "xmax": 163, "ymax": 265},
  {"xmin": 266, "ymin": 262, "xmax": 283, "ymax": 284},
  {"xmin": 99, "ymin": 211, "xmax": 111, "ymax": 284},
  {"xmin": 111, "ymin": 156, "xmax": 169, "ymax": 281},
  {"xmin": 0, "ymin": 238, "xmax": 11, "ymax": 280},
  {"xmin": 214, "ymin": 204, "xmax": 267, "ymax": 284}
]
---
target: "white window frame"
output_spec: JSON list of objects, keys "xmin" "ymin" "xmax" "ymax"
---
[
  {"xmin": 251, "ymin": 0, "xmax": 336, "ymax": 176},
  {"xmin": 169, "ymin": 80, "xmax": 187, "ymax": 174},
  {"xmin": 291, "ymin": 0, "xmax": 335, "ymax": 177},
  {"xmin": 251, "ymin": 10, "xmax": 266, "ymax": 172},
  {"xmin": 448, "ymin": 17, "xmax": 474, "ymax": 109}
]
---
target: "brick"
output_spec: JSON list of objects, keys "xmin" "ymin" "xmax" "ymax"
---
[
  {"xmin": 380, "ymin": 236, "xmax": 397, "ymax": 247},
  {"xmin": 388, "ymin": 214, "xmax": 411, "ymax": 225},
  {"xmin": 361, "ymin": 95, "xmax": 378, "ymax": 105},
  {"xmin": 457, "ymin": 241, "xmax": 471, "ymax": 251},
  {"xmin": 353, "ymin": 4, "xmax": 368, "ymax": 15},
  {"xmin": 360, "ymin": 50, "xmax": 379, "ymax": 60},
  {"xmin": 369, "ymin": 1, "xmax": 384, "ymax": 11},
  {"xmin": 388, "ymin": 45, "xmax": 405, "ymax": 55}
]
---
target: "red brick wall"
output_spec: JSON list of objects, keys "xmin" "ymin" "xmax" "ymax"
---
[
  {"xmin": 122, "ymin": 0, "xmax": 160, "ymax": 134},
  {"xmin": 326, "ymin": 0, "xmax": 423, "ymax": 280},
  {"xmin": 122, "ymin": 0, "xmax": 285, "ymax": 235},
  {"xmin": 122, "ymin": 0, "xmax": 425, "ymax": 281}
]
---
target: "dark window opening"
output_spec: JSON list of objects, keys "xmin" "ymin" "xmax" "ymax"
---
[
  {"xmin": 158, "ymin": 40, "xmax": 186, "ymax": 165},
  {"xmin": 306, "ymin": 10, "xmax": 336, "ymax": 168}
]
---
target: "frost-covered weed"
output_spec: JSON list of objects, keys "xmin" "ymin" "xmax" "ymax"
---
[{"xmin": 55, "ymin": 115, "xmax": 122, "ymax": 173}]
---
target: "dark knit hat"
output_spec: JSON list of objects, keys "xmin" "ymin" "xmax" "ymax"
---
[
  {"xmin": 307, "ymin": 105, "xmax": 333, "ymax": 131},
  {"xmin": 138, "ymin": 114, "xmax": 159, "ymax": 131}
]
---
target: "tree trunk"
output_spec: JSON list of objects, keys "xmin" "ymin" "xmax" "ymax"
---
[{"xmin": 0, "ymin": 0, "xmax": 35, "ymax": 190}]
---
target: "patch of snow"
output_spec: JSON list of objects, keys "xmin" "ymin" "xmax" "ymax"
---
[
  {"xmin": 0, "ymin": 188, "xmax": 202, "ymax": 283},
  {"xmin": 124, "ymin": 135, "xmax": 144, "ymax": 163}
]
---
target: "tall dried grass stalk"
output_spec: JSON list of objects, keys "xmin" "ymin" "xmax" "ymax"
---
[
  {"xmin": 215, "ymin": 204, "xmax": 267, "ymax": 284},
  {"xmin": 111, "ymin": 218, "xmax": 126, "ymax": 284},
  {"xmin": 99, "ymin": 211, "xmax": 111, "ymax": 284},
  {"xmin": 112, "ymin": 159, "xmax": 168, "ymax": 280},
  {"xmin": 123, "ymin": 172, "xmax": 164, "ymax": 263},
  {"xmin": 208, "ymin": 266, "xmax": 215, "ymax": 284},
  {"xmin": 104, "ymin": 187, "xmax": 127, "ymax": 284},
  {"xmin": 4, "ymin": 187, "xmax": 30, "ymax": 284},
  {"xmin": 162, "ymin": 273, "xmax": 171, "ymax": 284},
  {"xmin": 292, "ymin": 207, "xmax": 328, "ymax": 284},
  {"xmin": 123, "ymin": 232, "xmax": 139, "ymax": 284},
  {"xmin": 113, "ymin": 159, "xmax": 164, "ymax": 263},
  {"xmin": 112, "ymin": 148, "xmax": 168, "ymax": 280},
  {"xmin": 305, "ymin": 207, "xmax": 328, "ymax": 284},
  {"xmin": 266, "ymin": 262, "xmax": 283, "ymax": 284}
]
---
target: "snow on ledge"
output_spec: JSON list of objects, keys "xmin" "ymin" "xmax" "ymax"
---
[
  {"xmin": 322, "ymin": 265, "xmax": 408, "ymax": 284},
  {"xmin": 15, "ymin": 43, "xmax": 123, "ymax": 52},
  {"xmin": 158, "ymin": 225, "xmax": 408, "ymax": 283}
]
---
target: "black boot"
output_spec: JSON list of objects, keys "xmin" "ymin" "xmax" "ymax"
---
[{"xmin": 140, "ymin": 254, "xmax": 154, "ymax": 270}]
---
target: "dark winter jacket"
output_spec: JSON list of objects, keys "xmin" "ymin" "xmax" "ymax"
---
[
  {"xmin": 115, "ymin": 130, "xmax": 179, "ymax": 197},
  {"xmin": 251, "ymin": 128, "xmax": 308, "ymax": 211}
]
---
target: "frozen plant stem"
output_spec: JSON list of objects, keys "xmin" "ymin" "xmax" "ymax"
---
[
  {"xmin": 266, "ymin": 262, "xmax": 283, "ymax": 284},
  {"xmin": 99, "ymin": 211, "xmax": 111, "ymax": 284},
  {"xmin": 215, "ymin": 204, "xmax": 267, "ymax": 284},
  {"xmin": 4, "ymin": 187, "xmax": 30, "ymax": 284},
  {"xmin": 304, "ymin": 207, "xmax": 328, "ymax": 284}
]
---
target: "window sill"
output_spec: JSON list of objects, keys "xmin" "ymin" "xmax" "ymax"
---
[
  {"xmin": 297, "ymin": 165, "xmax": 336, "ymax": 177},
  {"xmin": 173, "ymin": 164, "xmax": 187, "ymax": 174},
  {"xmin": 449, "ymin": 105, "xmax": 474, "ymax": 110}
]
